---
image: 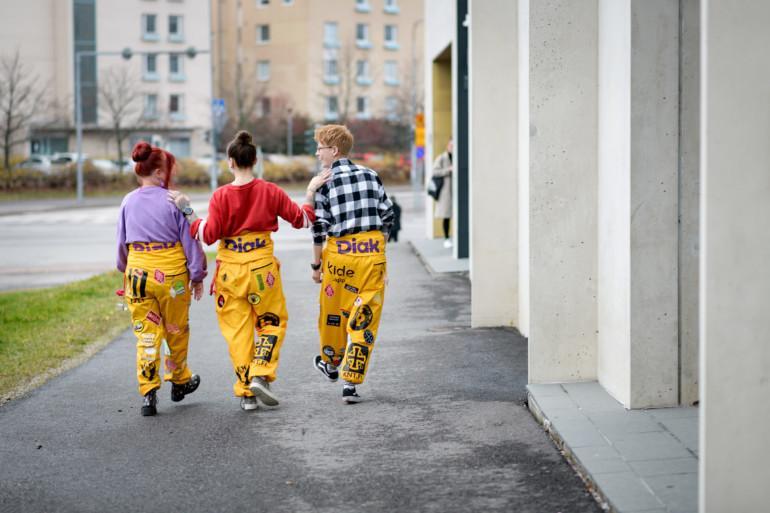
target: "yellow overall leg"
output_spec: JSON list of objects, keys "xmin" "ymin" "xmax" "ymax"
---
[
  {"xmin": 125, "ymin": 268, "xmax": 165, "ymax": 396},
  {"xmin": 341, "ymin": 259, "xmax": 386, "ymax": 385},
  {"xmin": 157, "ymin": 271, "xmax": 193, "ymax": 385},
  {"xmin": 216, "ymin": 257, "xmax": 289, "ymax": 397},
  {"xmin": 318, "ymin": 253, "xmax": 351, "ymax": 368},
  {"xmin": 249, "ymin": 257, "xmax": 288, "ymax": 382}
]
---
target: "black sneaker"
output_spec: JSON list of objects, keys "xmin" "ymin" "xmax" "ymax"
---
[
  {"xmin": 249, "ymin": 376, "xmax": 279, "ymax": 406},
  {"xmin": 141, "ymin": 389, "xmax": 158, "ymax": 416},
  {"xmin": 342, "ymin": 385, "xmax": 361, "ymax": 404},
  {"xmin": 314, "ymin": 355, "xmax": 339, "ymax": 382},
  {"xmin": 171, "ymin": 374, "xmax": 200, "ymax": 402}
]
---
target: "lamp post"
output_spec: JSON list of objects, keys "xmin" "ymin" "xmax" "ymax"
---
[
  {"xmin": 287, "ymin": 106, "xmax": 293, "ymax": 156},
  {"xmin": 74, "ymin": 46, "xmax": 209, "ymax": 203}
]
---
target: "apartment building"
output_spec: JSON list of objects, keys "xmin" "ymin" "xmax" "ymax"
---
[
  {"xmin": 212, "ymin": 0, "xmax": 423, "ymax": 126},
  {"xmin": 0, "ymin": 0, "xmax": 212, "ymax": 159}
]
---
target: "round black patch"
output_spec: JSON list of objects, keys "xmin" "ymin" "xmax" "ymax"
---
[
  {"xmin": 363, "ymin": 329, "xmax": 375, "ymax": 344},
  {"xmin": 350, "ymin": 304, "xmax": 373, "ymax": 331},
  {"xmin": 257, "ymin": 312, "xmax": 280, "ymax": 329}
]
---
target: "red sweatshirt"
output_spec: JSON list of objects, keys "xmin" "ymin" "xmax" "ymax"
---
[{"xmin": 191, "ymin": 179, "xmax": 314, "ymax": 245}]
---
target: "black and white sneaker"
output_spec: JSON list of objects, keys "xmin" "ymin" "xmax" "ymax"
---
[
  {"xmin": 240, "ymin": 396, "xmax": 258, "ymax": 411},
  {"xmin": 141, "ymin": 389, "xmax": 158, "ymax": 416},
  {"xmin": 314, "ymin": 355, "xmax": 339, "ymax": 382},
  {"xmin": 249, "ymin": 376, "xmax": 279, "ymax": 406},
  {"xmin": 342, "ymin": 385, "xmax": 361, "ymax": 404},
  {"xmin": 171, "ymin": 374, "xmax": 200, "ymax": 402}
]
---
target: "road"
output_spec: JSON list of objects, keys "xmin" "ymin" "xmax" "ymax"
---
[{"xmin": 0, "ymin": 187, "xmax": 601, "ymax": 512}]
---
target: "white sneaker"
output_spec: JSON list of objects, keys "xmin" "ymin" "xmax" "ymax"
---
[
  {"xmin": 249, "ymin": 376, "xmax": 279, "ymax": 406},
  {"xmin": 240, "ymin": 396, "xmax": 258, "ymax": 411},
  {"xmin": 443, "ymin": 239, "xmax": 453, "ymax": 248}
]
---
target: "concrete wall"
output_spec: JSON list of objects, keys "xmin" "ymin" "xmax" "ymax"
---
[
  {"xmin": 598, "ymin": 0, "xmax": 680, "ymax": 408},
  {"xmin": 527, "ymin": 0, "xmax": 598, "ymax": 383},
  {"xmin": 700, "ymin": 1, "xmax": 770, "ymax": 509},
  {"xmin": 468, "ymin": 0, "xmax": 517, "ymax": 327}
]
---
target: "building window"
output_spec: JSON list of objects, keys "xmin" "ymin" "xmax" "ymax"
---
[
  {"xmin": 356, "ymin": 59, "xmax": 371, "ymax": 85},
  {"xmin": 356, "ymin": 96, "xmax": 370, "ymax": 119},
  {"xmin": 324, "ymin": 22, "xmax": 339, "ymax": 48},
  {"xmin": 356, "ymin": 23, "xmax": 371, "ymax": 49},
  {"xmin": 142, "ymin": 14, "xmax": 159, "ymax": 41},
  {"xmin": 257, "ymin": 60, "xmax": 270, "ymax": 81},
  {"xmin": 169, "ymin": 93, "xmax": 185, "ymax": 120},
  {"xmin": 169, "ymin": 53, "xmax": 185, "ymax": 81},
  {"xmin": 168, "ymin": 137, "xmax": 191, "ymax": 157},
  {"xmin": 143, "ymin": 94, "xmax": 159, "ymax": 119},
  {"xmin": 384, "ymin": 24, "xmax": 399, "ymax": 50},
  {"xmin": 143, "ymin": 53, "xmax": 159, "ymax": 81},
  {"xmin": 257, "ymin": 97, "xmax": 271, "ymax": 117},
  {"xmin": 355, "ymin": 0, "xmax": 370, "ymax": 13},
  {"xmin": 385, "ymin": 96, "xmax": 399, "ymax": 121},
  {"xmin": 323, "ymin": 58, "xmax": 339, "ymax": 84},
  {"xmin": 384, "ymin": 0, "xmax": 399, "ymax": 14},
  {"xmin": 168, "ymin": 15, "xmax": 184, "ymax": 42},
  {"xmin": 325, "ymin": 96, "xmax": 339, "ymax": 120},
  {"xmin": 257, "ymin": 24, "xmax": 270, "ymax": 43},
  {"xmin": 257, "ymin": 0, "xmax": 269, "ymax": 7},
  {"xmin": 384, "ymin": 60, "xmax": 399, "ymax": 85}
]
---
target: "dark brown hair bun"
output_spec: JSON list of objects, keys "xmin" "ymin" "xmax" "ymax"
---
[
  {"xmin": 236, "ymin": 131, "xmax": 252, "ymax": 145},
  {"xmin": 227, "ymin": 130, "xmax": 257, "ymax": 168}
]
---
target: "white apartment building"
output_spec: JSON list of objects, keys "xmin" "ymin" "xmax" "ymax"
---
[{"xmin": 0, "ymin": 0, "xmax": 212, "ymax": 159}]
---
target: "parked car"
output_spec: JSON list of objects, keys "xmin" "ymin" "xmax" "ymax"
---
[
  {"xmin": 112, "ymin": 158, "xmax": 133, "ymax": 172},
  {"xmin": 15, "ymin": 155, "xmax": 52, "ymax": 173},
  {"xmin": 195, "ymin": 153, "xmax": 227, "ymax": 173},
  {"xmin": 50, "ymin": 152, "xmax": 84, "ymax": 165},
  {"xmin": 91, "ymin": 159, "xmax": 118, "ymax": 173}
]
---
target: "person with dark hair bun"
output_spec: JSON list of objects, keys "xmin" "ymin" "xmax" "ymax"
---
[
  {"xmin": 116, "ymin": 141, "xmax": 206, "ymax": 416},
  {"xmin": 169, "ymin": 130, "xmax": 330, "ymax": 411}
]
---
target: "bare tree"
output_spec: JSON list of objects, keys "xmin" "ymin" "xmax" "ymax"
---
[
  {"xmin": 224, "ymin": 64, "xmax": 268, "ymax": 131},
  {"xmin": 98, "ymin": 66, "xmax": 140, "ymax": 172},
  {"xmin": 0, "ymin": 50, "xmax": 46, "ymax": 172}
]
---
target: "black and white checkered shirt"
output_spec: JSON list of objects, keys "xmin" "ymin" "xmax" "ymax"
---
[{"xmin": 312, "ymin": 158, "xmax": 394, "ymax": 245}]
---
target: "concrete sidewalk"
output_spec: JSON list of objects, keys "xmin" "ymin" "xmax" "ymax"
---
[{"xmin": 0, "ymin": 206, "xmax": 601, "ymax": 513}]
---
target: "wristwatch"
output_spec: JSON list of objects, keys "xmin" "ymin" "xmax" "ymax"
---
[
  {"xmin": 310, "ymin": 262, "xmax": 322, "ymax": 271},
  {"xmin": 182, "ymin": 205, "xmax": 194, "ymax": 216}
]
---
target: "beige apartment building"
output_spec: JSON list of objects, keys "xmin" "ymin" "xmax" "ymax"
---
[
  {"xmin": 0, "ymin": 0, "xmax": 212, "ymax": 159},
  {"xmin": 212, "ymin": 0, "xmax": 423, "ymax": 126}
]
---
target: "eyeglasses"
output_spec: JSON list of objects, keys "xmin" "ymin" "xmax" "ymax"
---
[{"xmin": 317, "ymin": 146, "xmax": 333, "ymax": 151}]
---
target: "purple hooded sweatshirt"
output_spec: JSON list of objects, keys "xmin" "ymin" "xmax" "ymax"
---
[{"xmin": 116, "ymin": 186, "xmax": 206, "ymax": 282}]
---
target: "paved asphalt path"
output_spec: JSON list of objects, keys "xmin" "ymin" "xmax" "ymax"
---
[{"xmin": 0, "ymin": 198, "xmax": 600, "ymax": 513}]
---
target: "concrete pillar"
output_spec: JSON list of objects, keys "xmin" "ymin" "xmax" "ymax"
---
[
  {"xmin": 517, "ymin": 0, "xmax": 530, "ymax": 337},
  {"xmin": 468, "ymin": 0, "xmax": 518, "ymax": 327},
  {"xmin": 527, "ymin": 0, "xmax": 598, "ymax": 383},
  {"xmin": 679, "ymin": 0, "xmax": 700, "ymax": 406},
  {"xmin": 700, "ymin": 1, "xmax": 770, "ymax": 510},
  {"xmin": 597, "ymin": 0, "xmax": 679, "ymax": 408}
]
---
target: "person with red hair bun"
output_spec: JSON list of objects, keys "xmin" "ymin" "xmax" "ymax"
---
[{"xmin": 116, "ymin": 141, "xmax": 207, "ymax": 416}]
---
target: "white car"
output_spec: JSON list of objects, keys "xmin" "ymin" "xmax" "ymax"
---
[{"xmin": 16, "ymin": 155, "xmax": 52, "ymax": 173}]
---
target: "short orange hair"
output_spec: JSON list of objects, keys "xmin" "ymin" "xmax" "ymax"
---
[{"xmin": 314, "ymin": 124, "xmax": 354, "ymax": 155}]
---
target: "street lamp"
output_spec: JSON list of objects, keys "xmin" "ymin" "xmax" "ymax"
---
[{"xmin": 74, "ymin": 46, "xmax": 209, "ymax": 203}]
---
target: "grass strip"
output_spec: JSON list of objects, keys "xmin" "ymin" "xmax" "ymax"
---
[{"xmin": 0, "ymin": 271, "xmax": 129, "ymax": 402}]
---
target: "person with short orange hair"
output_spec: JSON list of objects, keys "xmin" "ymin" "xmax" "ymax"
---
[{"xmin": 310, "ymin": 124, "xmax": 394, "ymax": 403}]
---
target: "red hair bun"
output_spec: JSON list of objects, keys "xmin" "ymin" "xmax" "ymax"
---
[{"xmin": 132, "ymin": 142, "xmax": 152, "ymax": 162}]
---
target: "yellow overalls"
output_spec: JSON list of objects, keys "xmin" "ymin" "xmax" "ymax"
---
[
  {"xmin": 125, "ymin": 242, "xmax": 194, "ymax": 396},
  {"xmin": 213, "ymin": 232, "xmax": 288, "ymax": 397},
  {"xmin": 318, "ymin": 230, "xmax": 387, "ymax": 385}
]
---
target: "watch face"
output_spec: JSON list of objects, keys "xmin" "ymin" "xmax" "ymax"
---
[{"xmin": 183, "ymin": 207, "xmax": 193, "ymax": 215}]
